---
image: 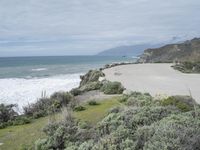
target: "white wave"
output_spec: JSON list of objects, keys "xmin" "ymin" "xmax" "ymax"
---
[
  {"xmin": 31, "ymin": 68, "xmax": 47, "ymax": 71},
  {"xmin": 0, "ymin": 73, "xmax": 82, "ymax": 113}
]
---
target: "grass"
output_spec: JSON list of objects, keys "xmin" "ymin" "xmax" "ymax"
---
[
  {"xmin": 0, "ymin": 96, "xmax": 121, "ymax": 150},
  {"xmin": 0, "ymin": 116, "xmax": 48, "ymax": 150},
  {"xmin": 75, "ymin": 97, "xmax": 122, "ymax": 125}
]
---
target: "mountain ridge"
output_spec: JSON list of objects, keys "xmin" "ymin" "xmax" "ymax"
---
[
  {"xmin": 97, "ymin": 43, "xmax": 164, "ymax": 57},
  {"xmin": 138, "ymin": 38, "xmax": 200, "ymax": 63}
]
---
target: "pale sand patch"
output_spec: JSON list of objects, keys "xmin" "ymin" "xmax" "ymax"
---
[{"xmin": 103, "ymin": 63, "xmax": 200, "ymax": 103}]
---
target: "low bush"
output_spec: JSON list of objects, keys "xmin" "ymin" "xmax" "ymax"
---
[
  {"xmin": 12, "ymin": 116, "xmax": 31, "ymax": 125},
  {"xmin": 80, "ymin": 81, "xmax": 102, "ymax": 92},
  {"xmin": 0, "ymin": 109, "xmax": 31, "ymax": 129},
  {"xmin": 78, "ymin": 121, "xmax": 90, "ymax": 129},
  {"xmin": 23, "ymin": 98, "xmax": 51, "ymax": 117},
  {"xmin": 142, "ymin": 113, "xmax": 200, "ymax": 150},
  {"xmin": 50, "ymin": 92, "xmax": 74, "ymax": 107},
  {"xmin": 0, "ymin": 104, "xmax": 18, "ymax": 123},
  {"xmin": 0, "ymin": 104, "xmax": 30, "ymax": 128},
  {"xmin": 118, "ymin": 92, "xmax": 153, "ymax": 107},
  {"xmin": 172, "ymin": 61, "xmax": 200, "ymax": 73},
  {"xmin": 88, "ymin": 100, "xmax": 99, "ymax": 106},
  {"xmin": 74, "ymin": 105, "xmax": 86, "ymax": 112},
  {"xmin": 70, "ymin": 88, "xmax": 82, "ymax": 96},
  {"xmin": 126, "ymin": 93, "xmax": 153, "ymax": 107},
  {"xmin": 161, "ymin": 96, "xmax": 195, "ymax": 112},
  {"xmin": 71, "ymin": 81, "xmax": 103, "ymax": 96},
  {"xmin": 118, "ymin": 94, "xmax": 129, "ymax": 103},
  {"xmin": 101, "ymin": 81, "xmax": 124, "ymax": 94},
  {"xmin": 34, "ymin": 93, "xmax": 200, "ymax": 150},
  {"xmin": 24, "ymin": 92, "xmax": 74, "ymax": 118}
]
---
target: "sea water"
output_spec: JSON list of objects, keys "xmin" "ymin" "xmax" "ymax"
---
[{"xmin": 0, "ymin": 56, "xmax": 134, "ymax": 111}]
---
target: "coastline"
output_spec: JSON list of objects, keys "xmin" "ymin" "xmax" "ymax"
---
[
  {"xmin": 103, "ymin": 63, "xmax": 200, "ymax": 103},
  {"xmin": 0, "ymin": 74, "xmax": 81, "ymax": 112},
  {"xmin": 0, "ymin": 55, "xmax": 133, "ymax": 110}
]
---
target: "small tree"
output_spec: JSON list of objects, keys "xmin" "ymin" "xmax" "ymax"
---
[{"xmin": 0, "ymin": 104, "xmax": 18, "ymax": 123}]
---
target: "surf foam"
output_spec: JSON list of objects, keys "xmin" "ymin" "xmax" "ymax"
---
[{"xmin": 0, "ymin": 73, "xmax": 82, "ymax": 113}]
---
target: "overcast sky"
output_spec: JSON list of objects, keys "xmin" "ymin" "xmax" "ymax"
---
[{"xmin": 0, "ymin": 0, "xmax": 200, "ymax": 56}]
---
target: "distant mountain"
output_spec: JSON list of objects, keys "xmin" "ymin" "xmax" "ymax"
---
[
  {"xmin": 97, "ymin": 44, "xmax": 164, "ymax": 57},
  {"xmin": 138, "ymin": 38, "xmax": 200, "ymax": 63}
]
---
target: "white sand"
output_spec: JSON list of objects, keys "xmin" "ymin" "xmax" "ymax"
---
[{"xmin": 103, "ymin": 63, "xmax": 200, "ymax": 103}]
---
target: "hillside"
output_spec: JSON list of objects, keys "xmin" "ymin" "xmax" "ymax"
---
[
  {"xmin": 138, "ymin": 38, "xmax": 200, "ymax": 63},
  {"xmin": 97, "ymin": 43, "xmax": 163, "ymax": 57}
]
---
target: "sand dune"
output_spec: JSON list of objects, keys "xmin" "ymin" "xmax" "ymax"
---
[{"xmin": 103, "ymin": 63, "xmax": 200, "ymax": 103}]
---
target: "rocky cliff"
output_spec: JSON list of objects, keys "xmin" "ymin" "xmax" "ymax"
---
[{"xmin": 138, "ymin": 38, "xmax": 200, "ymax": 63}]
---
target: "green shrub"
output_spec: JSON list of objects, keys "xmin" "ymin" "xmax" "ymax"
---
[
  {"xmin": 0, "ymin": 104, "xmax": 18, "ymax": 123},
  {"xmin": 50, "ymin": 92, "xmax": 74, "ymax": 106},
  {"xmin": 36, "ymin": 113, "xmax": 79, "ymax": 150},
  {"xmin": 0, "ymin": 106, "xmax": 31, "ymax": 128},
  {"xmin": 118, "ymin": 92, "xmax": 154, "ymax": 107},
  {"xmin": 12, "ymin": 116, "xmax": 31, "ymax": 125},
  {"xmin": 24, "ymin": 92, "xmax": 74, "ymax": 118},
  {"xmin": 118, "ymin": 94, "xmax": 129, "ymax": 103},
  {"xmin": 88, "ymin": 100, "xmax": 99, "ymax": 106},
  {"xmin": 173, "ymin": 61, "xmax": 200, "ymax": 73},
  {"xmin": 101, "ymin": 81, "xmax": 124, "ymax": 94},
  {"xmin": 78, "ymin": 140, "xmax": 95, "ymax": 150},
  {"xmin": 71, "ymin": 81, "xmax": 103, "ymax": 96},
  {"xmin": 32, "ymin": 111, "xmax": 46, "ymax": 119},
  {"xmin": 19, "ymin": 144, "xmax": 33, "ymax": 150},
  {"xmin": 70, "ymin": 88, "xmax": 82, "ymax": 96},
  {"xmin": 108, "ymin": 106, "xmax": 122, "ymax": 114},
  {"xmin": 34, "ymin": 91, "xmax": 200, "ymax": 150},
  {"xmin": 126, "ymin": 93, "xmax": 153, "ymax": 107},
  {"xmin": 74, "ymin": 105, "xmax": 86, "ymax": 112},
  {"xmin": 35, "ymin": 139, "xmax": 48, "ymax": 150},
  {"xmin": 78, "ymin": 121, "xmax": 90, "ymax": 129},
  {"xmin": 161, "ymin": 96, "xmax": 194, "ymax": 112},
  {"xmin": 80, "ymin": 81, "xmax": 102, "ymax": 92},
  {"xmin": 143, "ymin": 113, "xmax": 200, "ymax": 150},
  {"xmin": 0, "ymin": 123, "xmax": 7, "ymax": 129}
]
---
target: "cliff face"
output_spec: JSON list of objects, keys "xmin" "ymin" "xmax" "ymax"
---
[{"xmin": 138, "ymin": 38, "xmax": 200, "ymax": 63}]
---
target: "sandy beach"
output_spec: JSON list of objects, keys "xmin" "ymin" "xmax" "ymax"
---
[{"xmin": 103, "ymin": 63, "xmax": 200, "ymax": 103}]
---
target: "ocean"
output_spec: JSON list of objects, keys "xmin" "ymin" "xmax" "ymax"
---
[{"xmin": 0, "ymin": 56, "xmax": 134, "ymax": 112}]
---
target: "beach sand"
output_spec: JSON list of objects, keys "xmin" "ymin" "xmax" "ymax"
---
[{"xmin": 103, "ymin": 63, "xmax": 200, "ymax": 103}]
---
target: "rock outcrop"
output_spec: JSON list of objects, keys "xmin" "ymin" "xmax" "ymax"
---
[{"xmin": 138, "ymin": 38, "xmax": 200, "ymax": 63}]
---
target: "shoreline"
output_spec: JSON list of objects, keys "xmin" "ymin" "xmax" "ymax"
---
[
  {"xmin": 2, "ymin": 60, "xmax": 200, "ymax": 110},
  {"xmin": 103, "ymin": 63, "xmax": 200, "ymax": 103}
]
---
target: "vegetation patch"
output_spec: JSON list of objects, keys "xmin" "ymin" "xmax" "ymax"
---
[
  {"xmin": 0, "ymin": 104, "xmax": 32, "ymax": 129},
  {"xmin": 0, "ymin": 97, "xmax": 121, "ymax": 150},
  {"xmin": 23, "ymin": 92, "xmax": 74, "ymax": 118},
  {"xmin": 33, "ymin": 93, "xmax": 199, "ymax": 150},
  {"xmin": 172, "ymin": 61, "xmax": 200, "ymax": 73},
  {"xmin": 101, "ymin": 81, "xmax": 124, "ymax": 94},
  {"xmin": 161, "ymin": 95, "xmax": 196, "ymax": 112},
  {"xmin": 70, "ymin": 70, "xmax": 105, "ymax": 96},
  {"xmin": 74, "ymin": 97, "xmax": 121, "ymax": 125},
  {"xmin": 1, "ymin": 92, "xmax": 199, "ymax": 150},
  {"xmin": 73, "ymin": 105, "xmax": 86, "ymax": 112},
  {"xmin": 0, "ymin": 115, "xmax": 52, "ymax": 150},
  {"xmin": 88, "ymin": 100, "xmax": 100, "ymax": 106}
]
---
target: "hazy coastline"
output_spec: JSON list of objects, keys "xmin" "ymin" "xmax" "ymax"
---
[{"xmin": 0, "ymin": 56, "xmax": 133, "ymax": 110}]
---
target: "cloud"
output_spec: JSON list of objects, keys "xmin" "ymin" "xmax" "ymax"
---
[{"xmin": 0, "ymin": 0, "xmax": 200, "ymax": 56}]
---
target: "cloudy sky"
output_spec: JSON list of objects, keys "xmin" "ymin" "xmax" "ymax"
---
[{"xmin": 0, "ymin": 0, "xmax": 200, "ymax": 56}]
